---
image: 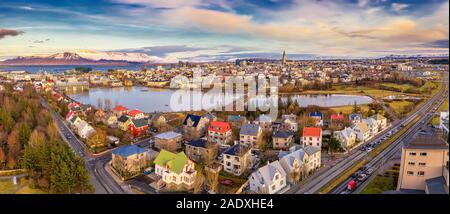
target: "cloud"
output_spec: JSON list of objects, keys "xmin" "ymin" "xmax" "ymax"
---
[
  {"xmin": 111, "ymin": 0, "xmax": 204, "ymax": 9},
  {"xmin": 0, "ymin": 28, "xmax": 24, "ymax": 39},
  {"xmin": 425, "ymin": 40, "xmax": 449, "ymax": 48},
  {"xmin": 358, "ymin": 0, "xmax": 369, "ymax": 7},
  {"xmin": 115, "ymin": 45, "xmax": 208, "ymax": 57},
  {"xmin": 391, "ymin": 3, "xmax": 409, "ymax": 11},
  {"xmin": 32, "ymin": 38, "xmax": 50, "ymax": 43}
]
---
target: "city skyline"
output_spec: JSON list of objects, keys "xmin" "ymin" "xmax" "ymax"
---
[{"xmin": 0, "ymin": 0, "xmax": 449, "ymax": 62}]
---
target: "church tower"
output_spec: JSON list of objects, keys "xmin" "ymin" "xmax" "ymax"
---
[{"xmin": 282, "ymin": 50, "xmax": 287, "ymax": 65}]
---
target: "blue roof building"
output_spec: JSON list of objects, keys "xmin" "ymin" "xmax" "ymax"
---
[{"xmin": 112, "ymin": 144, "xmax": 146, "ymax": 158}]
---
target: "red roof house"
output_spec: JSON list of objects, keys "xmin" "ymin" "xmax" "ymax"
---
[
  {"xmin": 303, "ymin": 127, "xmax": 322, "ymax": 137},
  {"xmin": 208, "ymin": 121, "xmax": 231, "ymax": 133}
]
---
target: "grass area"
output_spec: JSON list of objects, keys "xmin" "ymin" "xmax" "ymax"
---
[
  {"xmin": 0, "ymin": 169, "xmax": 28, "ymax": 176},
  {"xmin": 217, "ymin": 171, "xmax": 247, "ymax": 194},
  {"xmin": 300, "ymin": 85, "xmax": 406, "ymax": 99},
  {"xmin": 330, "ymin": 105, "xmax": 370, "ymax": 115},
  {"xmin": 388, "ymin": 101, "xmax": 415, "ymax": 116},
  {"xmin": 360, "ymin": 165, "xmax": 399, "ymax": 194},
  {"xmin": 381, "ymin": 83, "xmax": 414, "ymax": 93},
  {"xmin": 319, "ymin": 159, "xmax": 368, "ymax": 194},
  {"xmin": 360, "ymin": 175, "xmax": 395, "ymax": 194},
  {"xmin": 0, "ymin": 178, "xmax": 47, "ymax": 194}
]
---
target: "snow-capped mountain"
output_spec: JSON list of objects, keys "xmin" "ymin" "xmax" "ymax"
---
[
  {"xmin": 0, "ymin": 50, "xmax": 178, "ymax": 65},
  {"xmin": 74, "ymin": 50, "xmax": 164, "ymax": 63}
]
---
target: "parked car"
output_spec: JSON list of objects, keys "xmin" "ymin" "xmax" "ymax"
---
[{"xmin": 219, "ymin": 179, "xmax": 234, "ymax": 186}]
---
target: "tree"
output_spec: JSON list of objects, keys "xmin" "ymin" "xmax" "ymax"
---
[
  {"xmin": 18, "ymin": 122, "xmax": 31, "ymax": 147},
  {"xmin": 87, "ymin": 128, "xmax": 107, "ymax": 149},
  {"xmin": 329, "ymin": 137, "xmax": 341, "ymax": 153},
  {"xmin": 192, "ymin": 166, "xmax": 206, "ymax": 194},
  {"xmin": 205, "ymin": 166, "xmax": 219, "ymax": 193},
  {"xmin": 6, "ymin": 130, "xmax": 21, "ymax": 169}
]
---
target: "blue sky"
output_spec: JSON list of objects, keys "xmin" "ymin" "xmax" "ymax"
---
[{"xmin": 0, "ymin": 0, "xmax": 448, "ymax": 61}]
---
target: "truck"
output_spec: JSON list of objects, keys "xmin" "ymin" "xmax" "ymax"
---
[{"xmin": 347, "ymin": 180, "xmax": 357, "ymax": 191}]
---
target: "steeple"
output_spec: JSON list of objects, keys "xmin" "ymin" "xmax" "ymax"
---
[{"xmin": 282, "ymin": 50, "xmax": 287, "ymax": 65}]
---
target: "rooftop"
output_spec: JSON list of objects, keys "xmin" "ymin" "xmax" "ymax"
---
[
  {"xmin": 155, "ymin": 131, "xmax": 182, "ymax": 140},
  {"xmin": 404, "ymin": 136, "xmax": 449, "ymax": 150},
  {"xmin": 224, "ymin": 143, "xmax": 250, "ymax": 156},
  {"xmin": 112, "ymin": 144, "xmax": 146, "ymax": 158},
  {"xmin": 303, "ymin": 127, "xmax": 322, "ymax": 137},
  {"xmin": 240, "ymin": 124, "xmax": 260, "ymax": 136}
]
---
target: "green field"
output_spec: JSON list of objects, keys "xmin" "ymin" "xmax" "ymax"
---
[
  {"xmin": 360, "ymin": 175, "xmax": 396, "ymax": 194},
  {"xmin": 381, "ymin": 83, "xmax": 415, "ymax": 93},
  {"xmin": 330, "ymin": 105, "xmax": 370, "ymax": 115},
  {"xmin": 0, "ymin": 178, "xmax": 47, "ymax": 194},
  {"xmin": 388, "ymin": 101, "xmax": 415, "ymax": 116}
]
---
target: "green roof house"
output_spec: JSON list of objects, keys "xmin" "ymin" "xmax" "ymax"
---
[{"xmin": 154, "ymin": 150, "xmax": 197, "ymax": 189}]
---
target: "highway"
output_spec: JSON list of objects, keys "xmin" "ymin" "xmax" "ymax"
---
[
  {"xmin": 287, "ymin": 80, "xmax": 448, "ymax": 194},
  {"xmin": 336, "ymin": 85, "xmax": 449, "ymax": 194}
]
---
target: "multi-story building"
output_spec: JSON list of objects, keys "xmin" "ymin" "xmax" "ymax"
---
[
  {"xmin": 223, "ymin": 143, "xmax": 252, "ymax": 176},
  {"xmin": 185, "ymin": 139, "xmax": 218, "ymax": 163},
  {"xmin": 254, "ymin": 114, "xmax": 273, "ymax": 132},
  {"xmin": 334, "ymin": 127, "xmax": 357, "ymax": 149},
  {"xmin": 154, "ymin": 150, "xmax": 197, "ymax": 189},
  {"xmin": 154, "ymin": 131, "xmax": 183, "ymax": 152},
  {"xmin": 111, "ymin": 144, "xmax": 148, "ymax": 179},
  {"xmin": 272, "ymin": 131, "xmax": 294, "ymax": 150},
  {"xmin": 183, "ymin": 114, "xmax": 208, "ymax": 140},
  {"xmin": 207, "ymin": 121, "xmax": 232, "ymax": 145},
  {"xmin": 397, "ymin": 136, "xmax": 449, "ymax": 194},
  {"xmin": 239, "ymin": 124, "xmax": 262, "ymax": 148},
  {"xmin": 302, "ymin": 127, "xmax": 322, "ymax": 149},
  {"xmin": 249, "ymin": 161, "xmax": 287, "ymax": 194}
]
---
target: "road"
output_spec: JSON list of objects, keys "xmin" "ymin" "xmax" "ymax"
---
[
  {"xmin": 40, "ymin": 97, "xmax": 125, "ymax": 194},
  {"xmin": 286, "ymin": 80, "xmax": 448, "ymax": 194},
  {"xmin": 337, "ymin": 86, "xmax": 449, "ymax": 194}
]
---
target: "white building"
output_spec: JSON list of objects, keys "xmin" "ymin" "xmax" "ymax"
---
[
  {"xmin": 153, "ymin": 150, "xmax": 197, "ymax": 189},
  {"xmin": 334, "ymin": 127, "xmax": 357, "ymax": 149},
  {"xmin": 249, "ymin": 161, "xmax": 287, "ymax": 194}
]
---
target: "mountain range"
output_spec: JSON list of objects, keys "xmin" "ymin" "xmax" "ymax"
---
[{"xmin": 0, "ymin": 50, "xmax": 171, "ymax": 65}]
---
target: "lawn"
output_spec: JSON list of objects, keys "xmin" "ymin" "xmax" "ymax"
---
[
  {"xmin": 381, "ymin": 83, "xmax": 414, "ymax": 93},
  {"xmin": 0, "ymin": 178, "xmax": 47, "ymax": 194},
  {"xmin": 360, "ymin": 175, "xmax": 396, "ymax": 194},
  {"xmin": 430, "ymin": 96, "xmax": 449, "ymax": 125},
  {"xmin": 330, "ymin": 105, "xmax": 370, "ymax": 115},
  {"xmin": 388, "ymin": 101, "xmax": 415, "ymax": 116}
]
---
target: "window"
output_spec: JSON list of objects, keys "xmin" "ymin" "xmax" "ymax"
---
[
  {"xmin": 408, "ymin": 162, "xmax": 415, "ymax": 166},
  {"xmin": 409, "ymin": 152, "xmax": 416, "ymax": 156},
  {"xmin": 419, "ymin": 162, "xmax": 426, "ymax": 167},
  {"xmin": 309, "ymin": 137, "xmax": 312, "ymax": 141},
  {"xmin": 275, "ymin": 174, "xmax": 279, "ymax": 180},
  {"xmin": 271, "ymin": 185, "xmax": 276, "ymax": 190},
  {"xmin": 417, "ymin": 171, "xmax": 425, "ymax": 176},
  {"xmin": 420, "ymin": 152, "xmax": 427, "ymax": 156},
  {"xmin": 407, "ymin": 171, "xmax": 414, "ymax": 176}
]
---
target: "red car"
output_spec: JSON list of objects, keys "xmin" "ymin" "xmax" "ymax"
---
[
  {"xmin": 219, "ymin": 179, "xmax": 234, "ymax": 186},
  {"xmin": 347, "ymin": 180, "xmax": 357, "ymax": 191}
]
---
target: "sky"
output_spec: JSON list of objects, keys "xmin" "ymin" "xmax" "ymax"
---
[{"xmin": 0, "ymin": 0, "xmax": 448, "ymax": 61}]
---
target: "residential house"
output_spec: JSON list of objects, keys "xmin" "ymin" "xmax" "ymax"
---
[
  {"xmin": 272, "ymin": 131, "xmax": 294, "ymax": 150},
  {"xmin": 129, "ymin": 118, "xmax": 149, "ymax": 137},
  {"xmin": 249, "ymin": 161, "xmax": 287, "ymax": 194},
  {"xmin": 334, "ymin": 127, "xmax": 357, "ymax": 149},
  {"xmin": 279, "ymin": 148, "xmax": 304, "ymax": 184},
  {"xmin": 111, "ymin": 144, "xmax": 148, "ymax": 178},
  {"xmin": 330, "ymin": 113, "xmax": 345, "ymax": 128},
  {"xmin": 103, "ymin": 113, "xmax": 117, "ymax": 127},
  {"xmin": 308, "ymin": 112, "xmax": 323, "ymax": 126},
  {"xmin": 302, "ymin": 127, "xmax": 322, "ymax": 149},
  {"xmin": 154, "ymin": 150, "xmax": 197, "ymax": 189},
  {"xmin": 117, "ymin": 115, "xmax": 131, "ymax": 131},
  {"xmin": 75, "ymin": 120, "xmax": 96, "ymax": 139},
  {"xmin": 223, "ymin": 143, "xmax": 252, "ymax": 176},
  {"xmin": 397, "ymin": 136, "xmax": 449, "ymax": 194},
  {"xmin": 349, "ymin": 113, "xmax": 362, "ymax": 124},
  {"xmin": 281, "ymin": 114, "xmax": 297, "ymax": 121},
  {"xmin": 154, "ymin": 131, "xmax": 183, "ymax": 152},
  {"xmin": 363, "ymin": 118, "xmax": 378, "ymax": 136},
  {"xmin": 127, "ymin": 109, "xmax": 145, "ymax": 120},
  {"xmin": 303, "ymin": 145, "xmax": 322, "ymax": 175},
  {"xmin": 149, "ymin": 113, "xmax": 167, "ymax": 127},
  {"xmin": 371, "ymin": 114, "xmax": 388, "ymax": 130},
  {"xmin": 282, "ymin": 118, "xmax": 298, "ymax": 132},
  {"xmin": 183, "ymin": 114, "xmax": 208, "ymax": 140},
  {"xmin": 112, "ymin": 105, "xmax": 128, "ymax": 116},
  {"xmin": 227, "ymin": 115, "xmax": 247, "ymax": 127},
  {"xmin": 352, "ymin": 121, "xmax": 371, "ymax": 142},
  {"xmin": 255, "ymin": 114, "xmax": 273, "ymax": 132},
  {"xmin": 207, "ymin": 121, "xmax": 232, "ymax": 145},
  {"xmin": 239, "ymin": 124, "xmax": 263, "ymax": 148},
  {"xmin": 185, "ymin": 139, "xmax": 218, "ymax": 163}
]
